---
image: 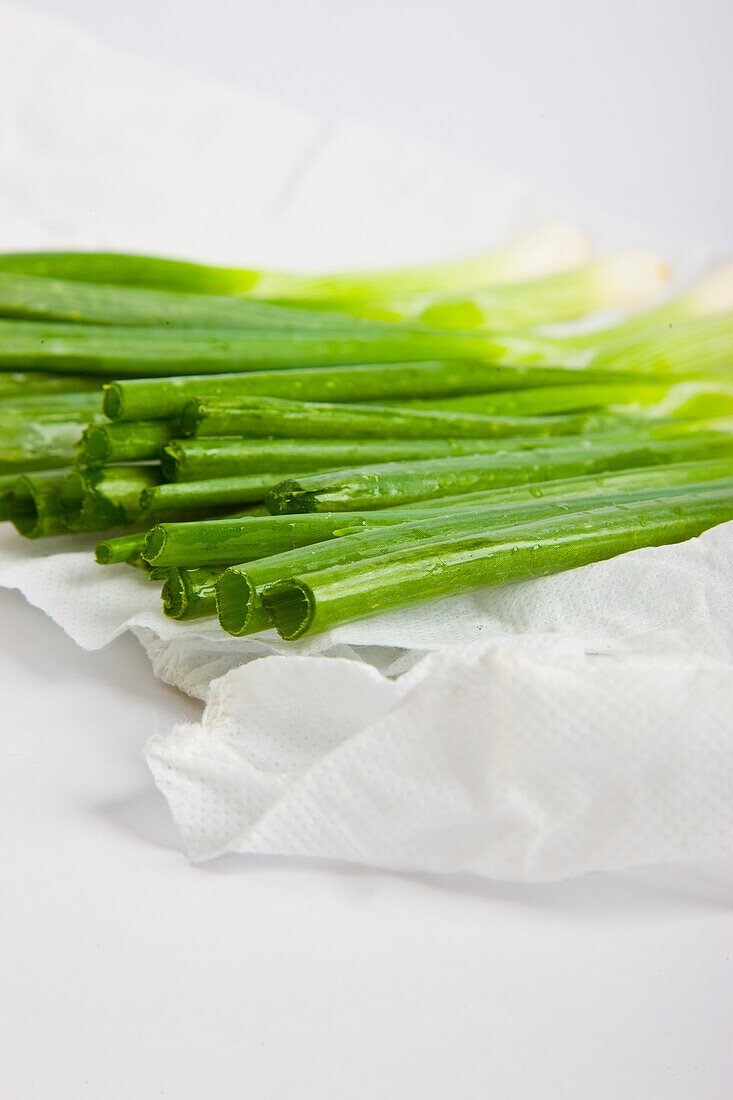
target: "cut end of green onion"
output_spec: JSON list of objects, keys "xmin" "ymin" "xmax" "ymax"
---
[
  {"xmin": 215, "ymin": 569, "xmax": 256, "ymax": 636},
  {"xmin": 265, "ymin": 480, "xmax": 323, "ymax": 515},
  {"xmin": 95, "ymin": 533, "xmax": 165, "ymax": 565},
  {"xmin": 59, "ymin": 470, "xmax": 85, "ymax": 515},
  {"xmin": 141, "ymin": 526, "xmax": 166, "ymax": 564},
  {"xmin": 95, "ymin": 541, "xmax": 114, "ymax": 564},
  {"xmin": 138, "ymin": 486, "xmax": 156, "ymax": 511},
  {"xmin": 160, "ymin": 443, "xmax": 182, "ymax": 481},
  {"xmin": 148, "ymin": 566, "xmax": 171, "ymax": 581},
  {"xmin": 179, "ymin": 400, "xmax": 203, "ymax": 437},
  {"xmin": 260, "ymin": 579, "xmax": 314, "ymax": 640},
  {"xmin": 8, "ymin": 472, "xmax": 71, "ymax": 538},
  {"xmin": 161, "ymin": 570, "xmax": 187, "ymax": 619},
  {"xmin": 78, "ymin": 424, "xmax": 111, "ymax": 464},
  {"xmin": 8, "ymin": 477, "xmax": 42, "ymax": 537},
  {"xmin": 102, "ymin": 383, "xmax": 123, "ymax": 420}
]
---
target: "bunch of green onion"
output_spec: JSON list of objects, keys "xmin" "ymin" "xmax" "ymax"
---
[{"xmin": 1, "ymin": 227, "xmax": 732, "ymax": 638}]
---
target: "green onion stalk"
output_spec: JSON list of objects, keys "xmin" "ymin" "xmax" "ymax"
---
[
  {"xmin": 161, "ymin": 567, "xmax": 226, "ymax": 620},
  {"xmin": 160, "ymin": 436, "xmax": 558, "ymax": 483},
  {"xmin": 0, "ymin": 270, "xmax": 427, "ymax": 331},
  {"xmin": 266, "ymin": 428, "xmax": 733, "ymax": 513},
  {"xmin": 2, "ymin": 391, "xmax": 104, "ymax": 417},
  {"xmin": 138, "ymin": 469, "xmax": 351, "ymax": 518},
  {"xmin": 13, "ymin": 295, "xmax": 727, "ymax": 387},
  {"xmin": 60, "ymin": 466, "xmax": 252, "ymax": 534},
  {"xmin": 94, "ymin": 531, "xmax": 149, "ymax": 565},
  {"xmin": 396, "ymin": 457, "xmax": 733, "ymax": 511},
  {"xmin": 8, "ymin": 313, "xmax": 727, "ymax": 407},
  {"xmin": 140, "ymin": 507, "xmax": 445, "ymax": 568},
  {"xmin": 179, "ymin": 395, "xmax": 632, "ymax": 441},
  {"xmin": 76, "ymin": 421, "xmax": 174, "ymax": 466},
  {"xmin": 98, "ymin": 309, "xmax": 733, "ymax": 422},
  {"xmin": 398, "ymin": 378, "xmax": 733, "ymax": 419},
  {"xmin": 60, "ymin": 466, "xmax": 162, "ymax": 533},
  {"xmin": 0, "ymin": 415, "xmax": 103, "ymax": 474},
  {"xmin": 0, "ymin": 372, "xmax": 104, "ymax": 398},
  {"xmin": 0, "ymin": 473, "xmax": 18, "ymax": 521},
  {"xmin": 0, "ymin": 318, "xmax": 513, "ymax": 377},
  {"xmin": 102, "ymin": 361, "xmax": 626, "ymax": 423}
]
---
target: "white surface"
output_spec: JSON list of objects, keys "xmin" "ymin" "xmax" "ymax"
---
[
  {"xmin": 23, "ymin": 0, "xmax": 733, "ymax": 248},
  {"xmin": 2, "ymin": 5, "xmax": 732, "ymax": 1096},
  {"xmin": 3, "ymin": 591, "xmax": 733, "ymax": 1100}
]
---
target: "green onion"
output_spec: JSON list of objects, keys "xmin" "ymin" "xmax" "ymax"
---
[
  {"xmin": 2, "ymin": 406, "xmax": 99, "ymax": 427},
  {"xmin": 3, "ymin": 240, "xmax": 732, "ymax": 645},
  {"xmin": 8, "ymin": 471, "xmax": 70, "ymax": 537},
  {"xmin": 0, "ymin": 271, "xmax": 413, "ymax": 331},
  {"xmin": 396, "ymin": 457, "xmax": 733, "ymax": 510},
  {"xmin": 103, "ymin": 361, "xmax": 618, "ymax": 423},
  {"xmin": 179, "ymin": 395, "xmax": 631, "ymax": 441},
  {"xmin": 0, "ymin": 372, "xmax": 103, "ymax": 398},
  {"xmin": 95, "ymin": 531, "xmax": 149, "ymax": 565},
  {"xmin": 1, "ymin": 391, "xmax": 103, "ymax": 417},
  {"xmin": 145, "ymin": 565, "xmax": 172, "ymax": 581},
  {"xmin": 60, "ymin": 466, "xmax": 162, "ymax": 532},
  {"xmin": 0, "ymin": 225, "xmax": 587, "ymax": 299},
  {"xmin": 397, "ymin": 377, "xmax": 733, "ymax": 419},
  {"xmin": 76, "ymin": 421, "xmax": 174, "ymax": 466},
  {"xmin": 0, "ymin": 318, "xmax": 507, "ymax": 377},
  {"xmin": 266, "ymin": 429, "xmax": 733, "ymax": 512},
  {"xmin": 141, "ymin": 508, "xmax": 442, "ymax": 568},
  {"xmin": 260, "ymin": 484, "xmax": 733, "ymax": 638},
  {"xmin": 161, "ymin": 567, "xmax": 226, "ymax": 620},
  {"xmin": 395, "ymin": 381, "xmax": 671, "ymax": 415},
  {"xmin": 0, "ymin": 473, "xmax": 18, "ymax": 521},
  {"xmin": 139, "ymin": 473, "xmax": 309, "ymax": 518},
  {"xmin": 22, "ymin": 309, "xmax": 727, "ymax": 384},
  {"xmin": 121, "ymin": 555, "xmax": 151, "ymax": 572},
  {"xmin": 160, "ymin": 436, "xmax": 554, "ymax": 483},
  {"xmin": 0, "ymin": 416, "xmax": 101, "ymax": 474}
]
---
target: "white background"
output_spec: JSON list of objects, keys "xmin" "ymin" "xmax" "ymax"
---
[
  {"xmin": 16, "ymin": 0, "xmax": 733, "ymax": 248},
  {"xmin": 3, "ymin": 2, "xmax": 733, "ymax": 1097}
]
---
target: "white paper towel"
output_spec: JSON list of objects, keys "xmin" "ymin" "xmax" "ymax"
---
[
  {"xmin": 1, "ymin": 3, "xmax": 731, "ymax": 879},
  {"xmin": 146, "ymin": 640, "xmax": 733, "ymax": 879}
]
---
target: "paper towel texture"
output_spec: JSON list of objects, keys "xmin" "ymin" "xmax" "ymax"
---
[{"xmin": 1, "ymin": 3, "xmax": 730, "ymax": 879}]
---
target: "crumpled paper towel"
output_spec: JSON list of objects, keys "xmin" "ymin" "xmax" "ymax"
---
[{"xmin": 1, "ymin": 3, "xmax": 731, "ymax": 879}]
